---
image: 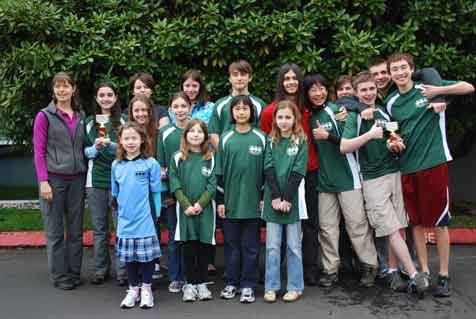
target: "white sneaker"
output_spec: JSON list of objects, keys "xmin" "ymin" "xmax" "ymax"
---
[
  {"xmin": 120, "ymin": 287, "xmax": 140, "ymax": 309},
  {"xmin": 197, "ymin": 283, "xmax": 212, "ymax": 301},
  {"xmin": 182, "ymin": 284, "xmax": 198, "ymax": 302},
  {"xmin": 240, "ymin": 288, "xmax": 255, "ymax": 303},
  {"xmin": 220, "ymin": 285, "xmax": 237, "ymax": 299},
  {"xmin": 168, "ymin": 280, "xmax": 185, "ymax": 293},
  {"xmin": 140, "ymin": 285, "xmax": 154, "ymax": 309}
]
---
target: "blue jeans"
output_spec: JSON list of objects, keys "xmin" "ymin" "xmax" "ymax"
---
[
  {"xmin": 223, "ymin": 218, "xmax": 260, "ymax": 289},
  {"xmin": 265, "ymin": 221, "xmax": 304, "ymax": 292},
  {"xmin": 166, "ymin": 204, "xmax": 184, "ymax": 281}
]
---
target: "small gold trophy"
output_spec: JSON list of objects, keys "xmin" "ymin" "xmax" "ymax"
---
[
  {"xmin": 95, "ymin": 114, "xmax": 109, "ymax": 138},
  {"xmin": 385, "ymin": 121, "xmax": 404, "ymax": 152}
]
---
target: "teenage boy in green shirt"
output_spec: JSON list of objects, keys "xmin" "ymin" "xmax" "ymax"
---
[
  {"xmin": 341, "ymin": 71, "xmax": 430, "ymax": 295},
  {"xmin": 208, "ymin": 60, "xmax": 266, "ymax": 150},
  {"xmin": 384, "ymin": 53, "xmax": 474, "ymax": 297}
]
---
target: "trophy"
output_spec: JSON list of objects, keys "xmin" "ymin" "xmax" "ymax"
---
[
  {"xmin": 384, "ymin": 121, "xmax": 404, "ymax": 152},
  {"xmin": 95, "ymin": 114, "xmax": 109, "ymax": 138}
]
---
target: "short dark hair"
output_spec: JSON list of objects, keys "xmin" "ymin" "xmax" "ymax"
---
[
  {"xmin": 368, "ymin": 57, "xmax": 388, "ymax": 69},
  {"xmin": 352, "ymin": 71, "xmax": 375, "ymax": 90},
  {"xmin": 128, "ymin": 72, "xmax": 155, "ymax": 97},
  {"xmin": 303, "ymin": 74, "xmax": 328, "ymax": 108},
  {"xmin": 335, "ymin": 75, "xmax": 352, "ymax": 92},
  {"xmin": 229, "ymin": 95, "xmax": 256, "ymax": 124}
]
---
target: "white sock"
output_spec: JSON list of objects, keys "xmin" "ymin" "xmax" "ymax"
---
[
  {"xmin": 410, "ymin": 272, "xmax": 417, "ymax": 279},
  {"xmin": 388, "ymin": 268, "xmax": 398, "ymax": 274}
]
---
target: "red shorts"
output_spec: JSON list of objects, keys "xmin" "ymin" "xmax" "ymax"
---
[{"xmin": 401, "ymin": 163, "xmax": 451, "ymax": 227}]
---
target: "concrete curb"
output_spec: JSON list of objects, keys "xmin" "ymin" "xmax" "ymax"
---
[{"xmin": 1, "ymin": 228, "xmax": 475, "ymax": 247}]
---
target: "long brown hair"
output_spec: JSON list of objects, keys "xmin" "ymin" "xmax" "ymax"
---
[
  {"xmin": 274, "ymin": 63, "xmax": 304, "ymax": 111},
  {"xmin": 270, "ymin": 100, "xmax": 306, "ymax": 145},
  {"xmin": 51, "ymin": 72, "xmax": 81, "ymax": 112},
  {"xmin": 180, "ymin": 69, "xmax": 209, "ymax": 104},
  {"xmin": 115, "ymin": 121, "xmax": 153, "ymax": 160},
  {"xmin": 179, "ymin": 119, "xmax": 212, "ymax": 161},
  {"xmin": 128, "ymin": 95, "xmax": 157, "ymax": 152},
  {"xmin": 94, "ymin": 82, "xmax": 122, "ymax": 135}
]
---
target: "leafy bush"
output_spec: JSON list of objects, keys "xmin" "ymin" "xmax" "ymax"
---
[{"xmin": 0, "ymin": 0, "xmax": 475, "ymax": 154}]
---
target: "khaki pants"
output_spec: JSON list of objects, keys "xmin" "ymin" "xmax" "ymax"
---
[{"xmin": 319, "ymin": 189, "xmax": 377, "ymax": 274}]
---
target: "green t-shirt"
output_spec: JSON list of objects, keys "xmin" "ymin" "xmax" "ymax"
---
[
  {"xmin": 342, "ymin": 107, "xmax": 399, "ymax": 181},
  {"xmin": 310, "ymin": 102, "xmax": 361, "ymax": 192},
  {"xmin": 262, "ymin": 136, "xmax": 308, "ymax": 224},
  {"xmin": 385, "ymin": 82, "xmax": 453, "ymax": 174},
  {"xmin": 85, "ymin": 115, "xmax": 126, "ymax": 189},
  {"xmin": 168, "ymin": 151, "xmax": 216, "ymax": 244},
  {"xmin": 157, "ymin": 124, "xmax": 183, "ymax": 168},
  {"xmin": 215, "ymin": 128, "xmax": 266, "ymax": 219},
  {"xmin": 208, "ymin": 95, "xmax": 266, "ymax": 135}
]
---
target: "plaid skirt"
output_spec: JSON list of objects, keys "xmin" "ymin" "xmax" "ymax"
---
[{"xmin": 116, "ymin": 236, "xmax": 161, "ymax": 263}]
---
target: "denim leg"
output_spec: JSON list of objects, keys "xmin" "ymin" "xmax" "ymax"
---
[
  {"xmin": 286, "ymin": 222, "xmax": 304, "ymax": 292},
  {"xmin": 223, "ymin": 219, "xmax": 241, "ymax": 287},
  {"xmin": 86, "ymin": 187, "xmax": 110, "ymax": 276},
  {"xmin": 166, "ymin": 205, "xmax": 184, "ymax": 281},
  {"xmin": 265, "ymin": 222, "xmax": 282, "ymax": 291},
  {"xmin": 240, "ymin": 219, "xmax": 260, "ymax": 289},
  {"xmin": 65, "ymin": 176, "xmax": 85, "ymax": 281}
]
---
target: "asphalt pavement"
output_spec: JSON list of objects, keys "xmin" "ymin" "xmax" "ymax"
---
[{"xmin": 1, "ymin": 245, "xmax": 476, "ymax": 319}]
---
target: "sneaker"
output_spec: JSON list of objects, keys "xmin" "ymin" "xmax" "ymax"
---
[
  {"xmin": 140, "ymin": 285, "xmax": 154, "ymax": 309},
  {"xmin": 433, "ymin": 275, "xmax": 451, "ymax": 298},
  {"xmin": 168, "ymin": 280, "xmax": 185, "ymax": 293},
  {"xmin": 53, "ymin": 280, "xmax": 75, "ymax": 290},
  {"xmin": 263, "ymin": 290, "xmax": 277, "ymax": 303},
  {"xmin": 240, "ymin": 287, "xmax": 255, "ymax": 303},
  {"xmin": 408, "ymin": 272, "xmax": 430, "ymax": 298},
  {"xmin": 182, "ymin": 284, "xmax": 198, "ymax": 302},
  {"xmin": 91, "ymin": 274, "xmax": 108, "ymax": 285},
  {"xmin": 197, "ymin": 283, "xmax": 213, "ymax": 301},
  {"xmin": 377, "ymin": 268, "xmax": 391, "ymax": 279},
  {"xmin": 120, "ymin": 287, "xmax": 140, "ymax": 309},
  {"xmin": 282, "ymin": 290, "xmax": 302, "ymax": 302},
  {"xmin": 152, "ymin": 264, "xmax": 164, "ymax": 280},
  {"xmin": 360, "ymin": 265, "xmax": 378, "ymax": 288},
  {"xmin": 387, "ymin": 271, "xmax": 408, "ymax": 292},
  {"xmin": 318, "ymin": 273, "xmax": 338, "ymax": 287},
  {"xmin": 220, "ymin": 285, "xmax": 237, "ymax": 299}
]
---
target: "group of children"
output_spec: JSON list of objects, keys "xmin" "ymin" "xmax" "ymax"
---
[{"xmin": 33, "ymin": 54, "xmax": 474, "ymax": 310}]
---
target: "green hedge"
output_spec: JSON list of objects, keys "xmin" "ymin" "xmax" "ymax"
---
[{"xmin": 1, "ymin": 0, "xmax": 475, "ymax": 154}]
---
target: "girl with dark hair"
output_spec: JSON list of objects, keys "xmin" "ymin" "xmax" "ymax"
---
[
  {"xmin": 84, "ymin": 82, "xmax": 127, "ymax": 285},
  {"xmin": 260, "ymin": 63, "xmax": 304, "ymax": 134},
  {"xmin": 129, "ymin": 72, "xmax": 170, "ymax": 129},
  {"xmin": 169, "ymin": 69, "xmax": 214, "ymax": 125},
  {"xmin": 33, "ymin": 72, "xmax": 87, "ymax": 290},
  {"xmin": 306, "ymin": 74, "xmax": 379, "ymax": 288},
  {"xmin": 216, "ymin": 95, "xmax": 266, "ymax": 303}
]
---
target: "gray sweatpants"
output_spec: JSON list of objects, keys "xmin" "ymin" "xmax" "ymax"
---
[{"xmin": 40, "ymin": 175, "xmax": 85, "ymax": 284}]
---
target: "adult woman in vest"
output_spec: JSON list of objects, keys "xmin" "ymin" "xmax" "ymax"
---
[{"xmin": 33, "ymin": 72, "xmax": 87, "ymax": 290}]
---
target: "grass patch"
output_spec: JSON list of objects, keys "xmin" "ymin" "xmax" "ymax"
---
[
  {"xmin": 0, "ymin": 186, "xmax": 37, "ymax": 200},
  {"xmin": 1, "ymin": 208, "xmax": 476, "ymax": 232}
]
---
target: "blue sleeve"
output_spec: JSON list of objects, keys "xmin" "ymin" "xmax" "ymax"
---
[
  {"xmin": 84, "ymin": 145, "xmax": 98, "ymax": 159},
  {"xmin": 152, "ymin": 192, "xmax": 162, "ymax": 218},
  {"xmin": 107, "ymin": 141, "xmax": 117, "ymax": 155},
  {"xmin": 111, "ymin": 162, "xmax": 119, "ymax": 197},
  {"xmin": 148, "ymin": 158, "xmax": 162, "ymax": 193}
]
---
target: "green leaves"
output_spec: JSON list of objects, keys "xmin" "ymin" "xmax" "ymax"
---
[{"xmin": 0, "ymin": 0, "xmax": 475, "ymax": 152}]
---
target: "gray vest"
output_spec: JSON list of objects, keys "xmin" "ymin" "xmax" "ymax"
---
[{"xmin": 41, "ymin": 103, "xmax": 87, "ymax": 175}]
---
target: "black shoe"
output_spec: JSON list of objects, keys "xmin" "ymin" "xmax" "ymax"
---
[
  {"xmin": 91, "ymin": 274, "xmax": 106, "ymax": 285},
  {"xmin": 71, "ymin": 278, "xmax": 83, "ymax": 288},
  {"xmin": 433, "ymin": 275, "xmax": 451, "ymax": 298},
  {"xmin": 359, "ymin": 264, "xmax": 377, "ymax": 288},
  {"xmin": 318, "ymin": 273, "xmax": 338, "ymax": 287},
  {"xmin": 304, "ymin": 272, "xmax": 318, "ymax": 286},
  {"xmin": 386, "ymin": 271, "xmax": 408, "ymax": 292},
  {"xmin": 54, "ymin": 280, "xmax": 75, "ymax": 290},
  {"xmin": 117, "ymin": 278, "xmax": 128, "ymax": 287}
]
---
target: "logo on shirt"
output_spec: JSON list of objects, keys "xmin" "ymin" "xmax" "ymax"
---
[
  {"xmin": 135, "ymin": 170, "xmax": 146, "ymax": 177},
  {"xmin": 321, "ymin": 122, "xmax": 333, "ymax": 131},
  {"xmin": 375, "ymin": 119, "xmax": 388, "ymax": 127},
  {"xmin": 287, "ymin": 146, "xmax": 299, "ymax": 156},
  {"xmin": 415, "ymin": 98, "xmax": 428, "ymax": 108},
  {"xmin": 201, "ymin": 166, "xmax": 212, "ymax": 177},
  {"xmin": 248, "ymin": 145, "xmax": 263, "ymax": 156}
]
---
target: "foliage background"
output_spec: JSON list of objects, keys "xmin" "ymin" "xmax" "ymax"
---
[{"xmin": 0, "ymin": 0, "xmax": 475, "ymax": 154}]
